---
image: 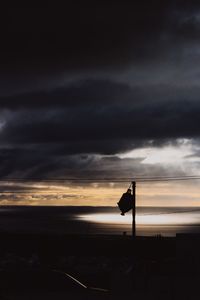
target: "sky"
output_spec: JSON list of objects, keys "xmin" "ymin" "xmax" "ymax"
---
[{"xmin": 1, "ymin": 2, "xmax": 200, "ymax": 206}]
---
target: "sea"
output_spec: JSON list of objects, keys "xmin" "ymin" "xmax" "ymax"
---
[{"xmin": 0, "ymin": 206, "xmax": 199, "ymax": 237}]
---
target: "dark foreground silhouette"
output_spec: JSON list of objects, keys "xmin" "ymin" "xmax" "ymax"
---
[
  {"xmin": 0, "ymin": 268, "xmax": 108, "ymax": 300},
  {"xmin": 0, "ymin": 233, "xmax": 199, "ymax": 299}
]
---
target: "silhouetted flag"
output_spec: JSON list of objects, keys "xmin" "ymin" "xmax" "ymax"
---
[{"xmin": 117, "ymin": 188, "xmax": 133, "ymax": 216}]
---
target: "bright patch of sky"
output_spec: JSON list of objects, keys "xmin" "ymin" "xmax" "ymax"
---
[{"xmin": 118, "ymin": 139, "xmax": 200, "ymax": 165}]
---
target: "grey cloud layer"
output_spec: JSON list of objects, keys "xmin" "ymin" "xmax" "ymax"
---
[
  {"xmin": 1, "ymin": 80, "xmax": 200, "ymax": 145},
  {"xmin": 0, "ymin": 2, "xmax": 200, "ymax": 179},
  {"xmin": 0, "ymin": 2, "xmax": 199, "ymax": 90}
]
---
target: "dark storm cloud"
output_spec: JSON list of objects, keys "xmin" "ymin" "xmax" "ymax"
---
[
  {"xmin": 0, "ymin": 2, "xmax": 168, "ymax": 73},
  {"xmin": 0, "ymin": 2, "xmax": 198, "ymax": 100},
  {"xmin": 0, "ymin": 1, "xmax": 198, "ymax": 84},
  {"xmin": 0, "ymin": 2, "xmax": 200, "ymax": 180},
  {"xmin": 0, "ymin": 80, "xmax": 132, "ymax": 109},
  {"xmin": 1, "ymin": 79, "xmax": 200, "ymax": 148}
]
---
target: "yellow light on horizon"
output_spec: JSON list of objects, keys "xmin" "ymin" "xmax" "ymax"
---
[{"xmin": 77, "ymin": 212, "xmax": 199, "ymax": 225}]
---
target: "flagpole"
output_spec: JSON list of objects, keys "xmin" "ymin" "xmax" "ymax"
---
[{"xmin": 132, "ymin": 181, "xmax": 136, "ymax": 239}]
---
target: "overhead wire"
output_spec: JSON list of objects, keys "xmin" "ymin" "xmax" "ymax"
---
[
  {"xmin": 0, "ymin": 176, "xmax": 199, "ymax": 219},
  {"xmin": 0, "ymin": 175, "xmax": 200, "ymax": 182}
]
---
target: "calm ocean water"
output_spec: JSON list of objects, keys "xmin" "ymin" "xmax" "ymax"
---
[{"xmin": 0, "ymin": 206, "xmax": 199, "ymax": 236}]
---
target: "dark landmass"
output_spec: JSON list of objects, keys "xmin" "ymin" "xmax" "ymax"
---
[
  {"xmin": 0, "ymin": 233, "xmax": 199, "ymax": 299},
  {"xmin": 0, "ymin": 233, "xmax": 175, "ymax": 258}
]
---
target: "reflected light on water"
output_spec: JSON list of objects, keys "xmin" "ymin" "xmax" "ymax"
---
[{"xmin": 77, "ymin": 212, "xmax": 198, "ymax": 226}]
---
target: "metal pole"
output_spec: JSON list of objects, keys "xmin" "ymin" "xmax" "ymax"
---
[{"xmin": 132, "ymin": 181, "xmax": 136, "ymax": 238}]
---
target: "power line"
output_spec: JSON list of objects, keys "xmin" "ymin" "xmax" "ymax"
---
[
  {"xmin": 0, "ymin": 175, "xmax": 200, "ymax": 182},
  {"xmin": 137, "ymin": 208, "xmax": 200, "ymax": 216}
]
